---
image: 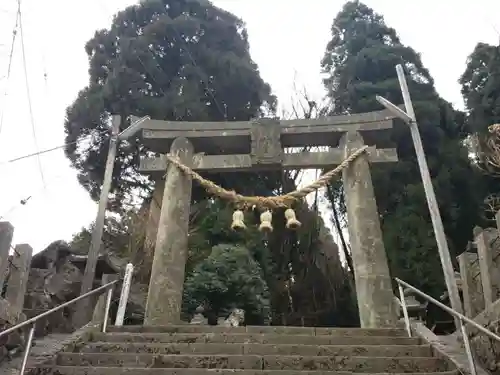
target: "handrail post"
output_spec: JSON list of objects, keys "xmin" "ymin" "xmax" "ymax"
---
[
  {"xmin": 395, "ymin": 277, "xmax": 500, "ymax": 342},
  {"xmin": 19, "ymin": 325, "xmax": 35, "ymax": 375},
  {"xmin": 395, "ymin": 278, "xmax": 497, "ymax": 375},
  {"xmin": 459, "ymin": 317, "xmax": 477, "ymax": 375},
  {"xmin": 0, "ymin": 280, "xmax": 118, "ymax": 340},
  {"xmin": 102, "ymin": 286, "xmax": 113, "ymax": 333},
  {"xmin": 398, "ymin": 282, "xmax": 412, "ymax": 337},
  {"xmin": 0, "ymin": 280, "xmax": 119, "ymax": 375},
  {"xmin": 115, "ymin": 263, "xmax": 133, "ymax": 327}
]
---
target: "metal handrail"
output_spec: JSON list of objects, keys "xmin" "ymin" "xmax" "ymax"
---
[
  {"xmin": 396, "ymin": 278, "xmax": 500, "ymax": 375},
  {"xmin": 0, "ymin": 279, "xmax": 119, "ymax": 374}
]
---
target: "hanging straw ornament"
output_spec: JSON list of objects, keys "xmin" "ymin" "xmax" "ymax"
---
[
  {"xmin": 231, "ymin": 209, "xmax": 246, "ymax": 231},
  {"xmin": 284, "ymin": 208, "xmax": 301, "ymax": 230},
  {"xmin": 259, "ymin": 210, "xmax": 273, "ymax": 233}
]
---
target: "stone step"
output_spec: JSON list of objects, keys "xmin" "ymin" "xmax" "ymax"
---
[
  {"xmin": 37, "ymin": 368, "xmax": 461, "ymax": 375},
  {"xmin": 91, "ymin": 333, "xmax": 421, "ymax": 346},
  {"xmin": 107, "ymin": 325, "xmax": 407, "ymax": 337},
  {"xmin": 56, "ymin": 353, "xmax": 450, "ymax": 372},
  {"xmin": 80, "ymin": 342, "xmax": 432, "ymax": 357}
]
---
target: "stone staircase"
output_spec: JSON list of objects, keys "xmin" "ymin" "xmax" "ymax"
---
[{"xmin": 35, "ymin": 325, "xmax": 460, "ymax": 375}]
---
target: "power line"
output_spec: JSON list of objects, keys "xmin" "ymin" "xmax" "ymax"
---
[
  {"xmin": 0, "ymin": 133, "xmax": 110, "ymax": 219},
  {"xmin": 17, "ymin": 0, "xmax": 46, "ymax": 188},
  {"xmin": 0, "ymin": 128, "xmax": 110, "ymax": 167},
  {"xmin": 0, "ymin": 173, "xmax": 73, "ymax": 220},
  {"xmin": 42, "ymin": 51, "xmax": 48, "ymax": 88},
  {"xmin": 2, "ymin": 140, "xmax": 82, "ymax": 165},
  {"xmin": 0, "ymin": 183, "xmax": 60, "ymax": 221},
  {"xmin": 0, "ymin": 9, "xmax": 19, "ymax": 136},
  {"xmin": 0, "ymin": 195, "xmax": 31, "ymax": 221},
  {"xmin": 7, "ymin": 245, "xmax": 19, "ymax": 271}
]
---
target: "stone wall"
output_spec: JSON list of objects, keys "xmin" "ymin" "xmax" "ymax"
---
[
  {"xmin": 0, "ymin": 233, "xmax": 138, "ymax": 364},
  {"xmin": 0, "ymin": 222, "xmax": 33, "ymax": 362},
  {"xmin": 471, "ymin": 228, "xmax": 500, "ymax": 307},
  {"xmin": 458, "ymin": 227, "xmax": 500, "ymax": 318},
  {"xmin": 455, "ymin": 225, "xmax": 500, "ymax": 373},
  {"xmin": 23, "ymin": 241, "xmax": 92, "ymax": 336},
  {"xmin": 465, "ymin": 298, "xmax": 500, "ymax": 374}
]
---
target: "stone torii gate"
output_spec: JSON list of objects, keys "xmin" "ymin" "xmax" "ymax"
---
[{"xmin": 137, "ymin": 110, "xmax": 399, "ymax": 328}]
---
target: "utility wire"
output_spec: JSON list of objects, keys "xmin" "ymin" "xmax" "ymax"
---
[
  {"xmin": 8, "ymin": 245, "xmax": 22, "ymax": 271},
  {"xmin": 7, "ymin": 247, "xmax": 19, "ymax": 271},
  {"xmin": 0, "ymin": 10, "xmax": 19, "ymax": 136},
  {"xmin": 0, "ymin": 195, "xmax": 31, "ymax": 220},
  {"xmin": 0, "ymin": 183, "xmax": 43, "ymax": 221},
  {"xmin": 42, "ymin": 52, "xmax": 48, "ymax": 90},
  {"xmin": 0, "ymin": 128, "xmax": 110, "ymax": 167},
  {"xmin": 17, "ymin": 0, "xmax": 46, "ymax": 187},
  {"xmin": 0, "ymin": 133, "xmax": 110, "ymax": 219},
  {"xmin": 3, "ymin": 144, "xmax": 71, "ymax": 165},
  {"xmin": 0, "ymin": 174, "xmax": 70, "ymax": 221},
  {"xmin": 10, "ymin": 245, "xmax": 21, "ymax": 257}
]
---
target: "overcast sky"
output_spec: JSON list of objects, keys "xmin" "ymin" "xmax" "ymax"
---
[{"xmin": 0, "ymin": 0, "xmax": 499, "ymax": 253}]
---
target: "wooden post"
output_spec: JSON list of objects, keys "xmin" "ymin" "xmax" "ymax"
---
[
  {"xmin": 0, "ymin": 221, "xmax": 14, "ymax": 291},
  {"xmin": 475, "ymin": 228, "xmax": 497, "ymax": 308},
  {"xmin": 144, "ymin": 137, "xmax": 194, "ymax": 325},
  {"xmin": 5, "ymin": 244, "xmax": 32, "ymax": 316},
  {"xmin": 395, "ymin": 64, "xmax": 463, "ymax": 327},
  {"xmin": 341, "ymin": 131, "xmax": 397, "ymax": 328},
  {"xmin": 77, "ymin": 115, "xmax": 120, "ymax": 324}
]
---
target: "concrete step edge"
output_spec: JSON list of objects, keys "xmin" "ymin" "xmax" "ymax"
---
[
  {"xmin": 39, "ymin": 367, "xmax": 460, "ymax": 375},
  {"xmin": 107, "ymin": 325, "xmax": 405, "ymax": 328},
  {"xmin": 108, "ymin": 325, "xmax": 406, "ymax": 330},
  {"xmin": 89, "ymin": 333, "xmax": 421, "ymax": 345},
  {"xmin": 58, "ymin": 353, "xmax": 442, "ymax": 360},
  {"xmin": 94, "ymin": 331, "xmax": 415, "ymax": 339},
  {"xmin": 79, "ymin": 342, "xmax": 430, "ymax": 355},
  {"xmin": 107, "ymin": 326, "xmax": 407, "ymax": 335},
  {"xmin": 83, "ymin": 342, "xmax": 430, "ymax": 349},
  {"xmin": 91, "ymin": 334, "xmax": 420, "ymax": 342},
  {"xmin": 56, "ymin": 353, "xmax": 450, "ymax": 370}
]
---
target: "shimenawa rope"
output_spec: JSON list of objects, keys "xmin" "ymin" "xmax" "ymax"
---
[{"xmin": 164, "ymin": 145, "xmax": 369, "ymax": 210}]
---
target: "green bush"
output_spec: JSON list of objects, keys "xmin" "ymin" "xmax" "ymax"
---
[{"xmin": 183, "ymin": 243, "xmax": 270, "ymax": 325}]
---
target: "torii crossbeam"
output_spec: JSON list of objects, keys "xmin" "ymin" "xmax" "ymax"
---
[{"xmin": 137, "ymin": 109, "xmax": 397, "ymax": 177}]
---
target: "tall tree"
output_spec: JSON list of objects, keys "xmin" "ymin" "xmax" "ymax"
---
[
  {"xmin": 64, "ymin": 0, "xmax": 276, "ymax": 203},
  {"xmin": 460, "ymin": 42, "xmax": 500, "ymax": 136},
  {"xmin": 460, "ymin": 43, "xmax": 500, "ymax": 209},
  {"xmin": 321, "ymin": 0, "xmax": 485, "ymax": 296}
]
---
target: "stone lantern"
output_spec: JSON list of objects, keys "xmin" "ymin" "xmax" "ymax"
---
[{"xmin": 395, "ymin": 288, "xmax": 427, "ymax": 322}]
